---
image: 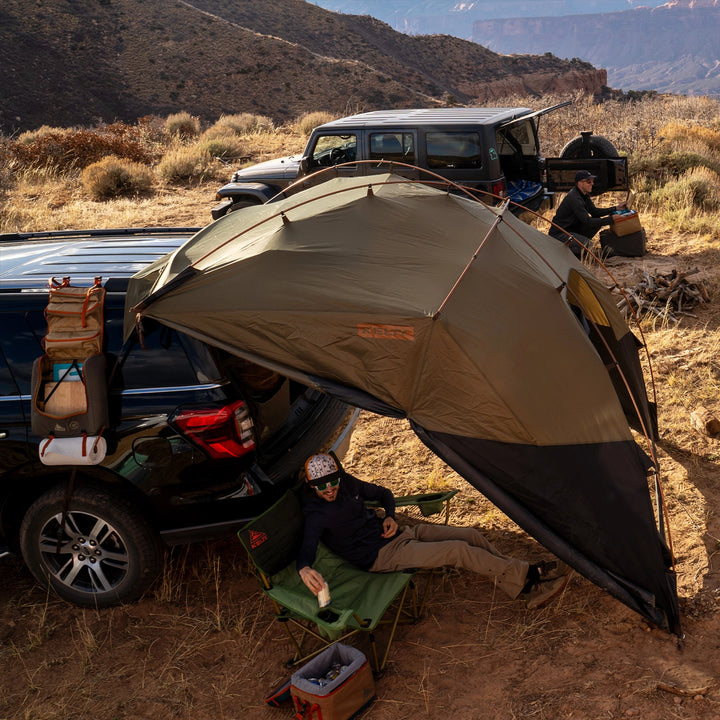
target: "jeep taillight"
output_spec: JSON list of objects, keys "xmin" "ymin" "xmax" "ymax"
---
[{"xmin": 172, "ymin": 400, "xmax": 255, "ymax": 459}]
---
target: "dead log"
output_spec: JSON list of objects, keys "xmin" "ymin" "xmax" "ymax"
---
[
  {"xmin": 616, "ymin": 268, "xmax": 709, "ymax": 323},
  {"xmin": 690, "ymin": 406, "xmax": 720, "ymax": 437}
]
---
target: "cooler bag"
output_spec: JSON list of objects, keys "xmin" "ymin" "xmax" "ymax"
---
[
  {"xmin": 290, "ymin": 643, "xmax": 376, "ymax": 720},
  {"xmin": 611, "ymin": 210, "xmax": 642, "ymax": 237}
]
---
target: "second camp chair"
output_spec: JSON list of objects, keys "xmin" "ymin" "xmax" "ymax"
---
[{"xmin": 238, "ymin": 488, "xmax": 422, "ymax": 674}]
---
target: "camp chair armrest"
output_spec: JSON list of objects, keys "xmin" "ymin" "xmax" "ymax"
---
[{"xmin": 365, "ymin": 490, "xmax": 458, "ymax": 522}]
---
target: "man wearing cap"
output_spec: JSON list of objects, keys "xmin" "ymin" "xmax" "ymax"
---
[
  {"xmin": 297, "ymin": 454, "xmax": 569, "ymax": 610},
  {"xmin": 549, "ymin": 169, "xmax": 626, "ymax": 257}
]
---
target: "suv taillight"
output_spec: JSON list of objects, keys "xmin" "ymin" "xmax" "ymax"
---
[{"xmin": 172, "ymin": 400, "xmax": 255, "ymax": 459}]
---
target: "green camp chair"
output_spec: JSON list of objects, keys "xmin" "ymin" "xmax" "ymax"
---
[{"xmin": 238, "ymin": 489, "xmax": 423, "ymax": 674}]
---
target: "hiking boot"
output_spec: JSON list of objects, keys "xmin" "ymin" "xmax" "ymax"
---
[
  {"xmin": 536, "ymin": 559, "xmax": 570, "ymax": 581},
  {"xmin": 522, "ymin": 575, "xmax": 569, "ymax": 610}
]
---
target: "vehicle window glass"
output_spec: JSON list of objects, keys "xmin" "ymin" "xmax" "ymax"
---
[
  {"xmin": 0, "ymin": 345, "xmax": 20, "ymax": 396},
  {"xmin": 369, "ymin": 133, "xmax": 415, "ymax": 163},
  {"xmin": 496, "ymin": 120, "xmax": 537, "ymax": 156},
  {"xmin": 309, "ymin": 134, "xmax": 357, "ymax": 168},
  {"xmin": 425, "ymin": 132, "xmax": 483, "ymax": 169},
  {"xmin": 0, "ymin": 306, "xmax": 46, "ymax": 394},
  {"xmin": 0, "ymin": 301, "xmax": 200, "ymax": 394},
  {"xmin": 105, "ymin": 314, "xmax": 198, "ymax": 389}
]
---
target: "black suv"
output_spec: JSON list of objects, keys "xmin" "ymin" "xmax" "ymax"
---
[
  {"xmin": 212, "ymin": 104, "xmax": 628, "ymax": 219},
  {"xmin": 0, "ymin": 228, "xmax": 357, "ymax": 607}
]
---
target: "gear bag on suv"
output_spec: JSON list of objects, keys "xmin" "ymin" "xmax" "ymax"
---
[{"xmin": 31, "ymin": 277, "xmax": 109, "ymax": 463}]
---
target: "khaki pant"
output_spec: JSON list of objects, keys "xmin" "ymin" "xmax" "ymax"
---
[{"xmin": 369, "ymin": 524, "xmax": 529, "ymax": 599}]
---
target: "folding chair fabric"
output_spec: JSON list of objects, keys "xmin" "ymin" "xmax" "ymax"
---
[
  {"xmin": 267, "ymin": 543, "xmax": 414, "ymax": 641},
  {"xmin": 238, "ymin": 489, "xmax": 304, "ymax": 576}
]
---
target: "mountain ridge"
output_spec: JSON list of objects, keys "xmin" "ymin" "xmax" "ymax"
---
[
  {"xmin": 471, "ymin": 3, "xmax": 720, "ymax": 95},
  {"xmin": 312, "ymin": 0, "xmax": 720, "ymax": 96},
  {"xmin": 1, "ymin": 0, "xmax": 608, "ymax": 134}
]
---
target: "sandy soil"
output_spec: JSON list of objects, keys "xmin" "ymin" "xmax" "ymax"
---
[{"xmin": 3, "ymin": 226, "xmax": 720, "ymax": 720}]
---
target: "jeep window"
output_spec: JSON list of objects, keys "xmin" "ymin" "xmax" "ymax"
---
[
  {"xmin": 425, "ymin": 132, "xmax": 483, "ymax": 169},
  {"xmin": 308, "ymin": 134, "xmax": 357, "ymax": 169},
  {"xmin": 495, "ymin": 120, "xmax": 538, "ymax": 157},
  {"xmin": 369, "ymin": 133, "xmax": 415, "ymax": 163}
]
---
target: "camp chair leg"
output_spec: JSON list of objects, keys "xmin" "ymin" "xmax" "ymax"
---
[
  {"xmin": 379, "ymin": 583, "xmax": 411, "ymax": 673},
  {"xmin": 415, "ymin": 569, "xmax": 439, "ymax": 617},
  {"xmin": 367, "ymin": 631, "xmax": 381, "ymax": 675},
  {"xmin": 284, "ymin": 628, "xmax": 351, "ymax": 668},
  {"xmin": 276, "ymin": 608, "xmax": 363, "ymax": 668}
]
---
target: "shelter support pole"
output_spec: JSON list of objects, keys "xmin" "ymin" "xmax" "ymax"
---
[{"xmin": 433, "ymin": 200, "xmax": 510, "ymax": 320}]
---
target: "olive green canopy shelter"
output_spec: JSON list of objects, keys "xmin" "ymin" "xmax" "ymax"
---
[{"xmin": 126, "ymin": 173, "xmax": 679, "ymax": 633}]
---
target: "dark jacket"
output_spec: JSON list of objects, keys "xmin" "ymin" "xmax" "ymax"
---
[
  {"xmin": 549, "ymin": 185, "xmax": 615, "ymax": 240},
  {"xmin": 296, "ymin": 474, "xmax": 396, "ymax": 571}
]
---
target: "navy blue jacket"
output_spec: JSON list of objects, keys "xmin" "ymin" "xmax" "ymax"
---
[{"xmin": 296, "ymin": 474, "xmax": 396, "ymax": 571}]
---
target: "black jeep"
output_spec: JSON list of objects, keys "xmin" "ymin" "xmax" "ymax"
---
[
  {"xmin": 0, "ymin": 227, "xmax": 357, "ymax": 606},
  {"xmin": 212, "ymin": 103, "xmax": 627, "ymax": 219}
]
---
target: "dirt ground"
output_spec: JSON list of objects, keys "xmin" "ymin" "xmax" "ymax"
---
[{"xmin": 3, "ymin": 226, "xmax": 720, "ymax": 720}]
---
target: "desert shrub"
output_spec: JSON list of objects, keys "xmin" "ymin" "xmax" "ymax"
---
[
  {"xmin": 210, "ymin": 113, "xmax": 274, "ymax": 135},
  {"xmin": 130, "ymin": 115, "xmax": 168, "ymax": 148},
  {"xmin": 165, "ymin": 112, "xmax": 200, "ymax": 139},
  {"xmin": 81, "ymin": 155, "xmax": 154, "ymax": 199},
  {"xmin": 295, "ymin": 110, "xmax": 335, "ymax": 136},
  {"xmin": 0, "ymin": 139, "xmax": 13, "ymax": 189},
  {"xmin": 631, "ymin": 151, "xmax": 720, "ymax": 185},
  {"xmin": 661, "ymin": 121, "xmax": 720, "ymax": 154},
  {"xmin": 157, "ymin": 146, "xmax": 215, "ymax": 182},
  {"xmin": 196, "ymin": 130, "xmax": 244, "ymax": 161},
  {"xmin": 8, "ymin": 123, "xmax": 156, "ymax": 174},
  {"xmin": 15, "ymin": 125, "xmax": 66, "ymax": 144},
  {"xmin": 649, "ymin": 166, "xmax": 720, "ymax": 213}
]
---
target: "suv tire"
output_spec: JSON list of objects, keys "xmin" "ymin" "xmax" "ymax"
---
[
  {"xmin": 559, "ymin": 135, "xmax": 619, "ymax": 159},
  {"xmin": 20, "ymin": 484, "xmax": 164, "ymax": 607}
]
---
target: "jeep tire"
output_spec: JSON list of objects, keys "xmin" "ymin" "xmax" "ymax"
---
[
  {"xmin": 559, "ymin": 135, "xmax": 619, "ymax": 159},
  {"xmin": 20, "ymin": 484, "xmax": 164, "ymax": 607}
]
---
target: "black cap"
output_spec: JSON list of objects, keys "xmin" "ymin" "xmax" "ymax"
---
[{"xmin": 575, "ymin": 170, "xmax": 597, "ymax": 182}]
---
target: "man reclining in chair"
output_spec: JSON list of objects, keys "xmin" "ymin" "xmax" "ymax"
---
[{"xmin": 297, "ymin": 454, "xmax": 569, "ymax": 610}]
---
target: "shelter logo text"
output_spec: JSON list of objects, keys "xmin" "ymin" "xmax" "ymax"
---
[{"xmin": 358, "ymin": 323, "xmax": 415, "ymax": 341}]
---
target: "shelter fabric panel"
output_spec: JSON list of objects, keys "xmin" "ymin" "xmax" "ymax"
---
[{"xmin": 412, "ymin": 423, "xmax": 680, "ymax": 633}]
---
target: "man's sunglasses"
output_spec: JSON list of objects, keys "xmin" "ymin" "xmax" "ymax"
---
[{"xmin": 314, "ymin": 478, "xmax": 340, "ymax": 492}]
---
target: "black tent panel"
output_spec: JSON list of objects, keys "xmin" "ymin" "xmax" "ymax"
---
[{"xmin": 411, "ymin": 423, "xmax": 681, "ymax": 634}]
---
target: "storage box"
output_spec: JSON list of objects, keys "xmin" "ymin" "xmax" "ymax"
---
[
  {"xmin": 291, "ymin": 643, "xmax": 375, "ymax": 720},
  {"xmin": 600, "ymin": 228, "xmax": 647, "ymax": 258},
  {"xmin": 611, "ymin": 210, "xmax": 642, "ymax": 236}
]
